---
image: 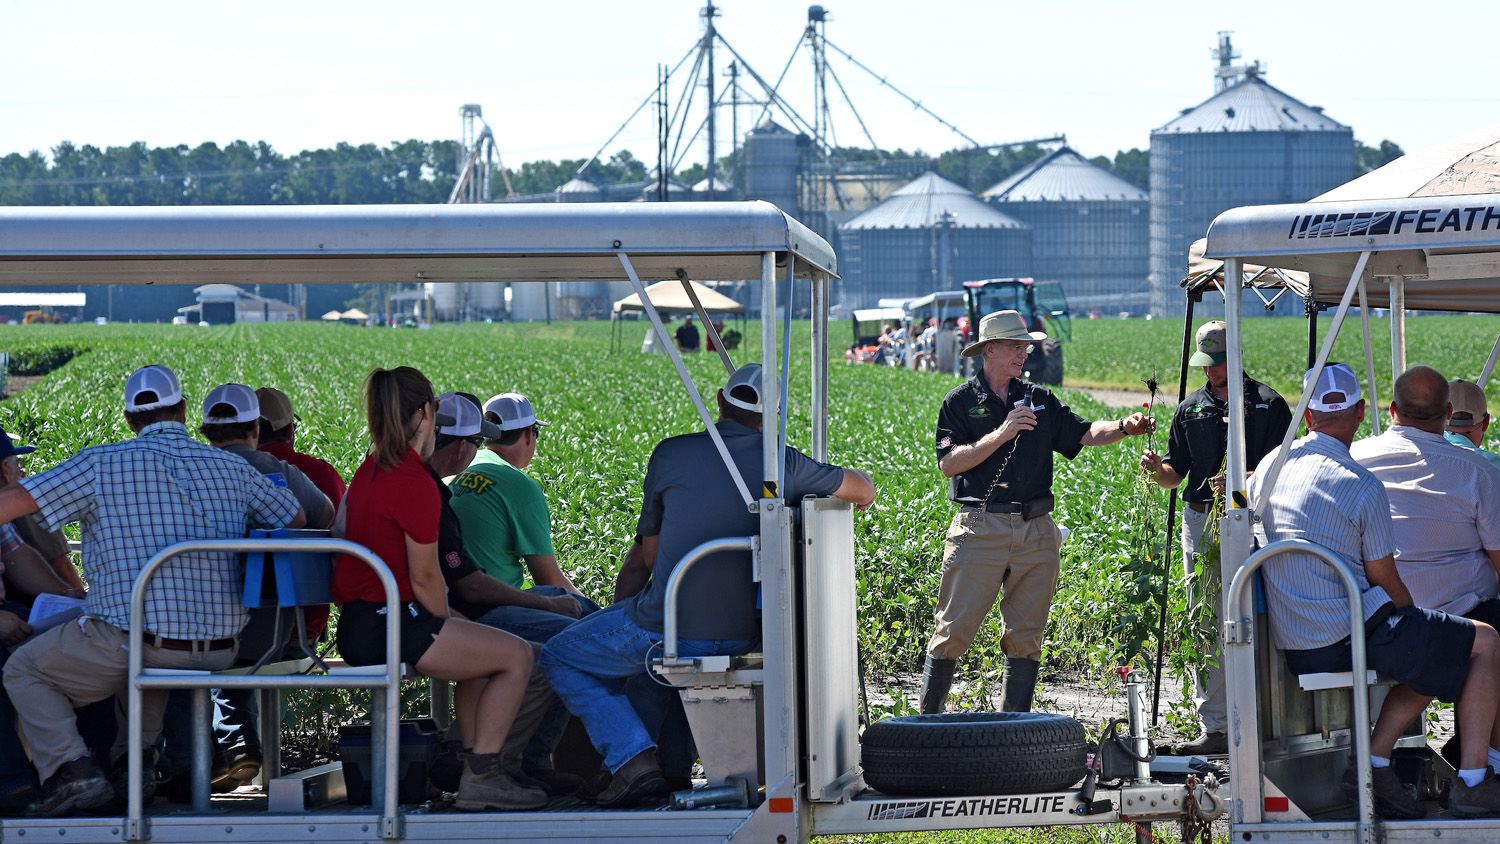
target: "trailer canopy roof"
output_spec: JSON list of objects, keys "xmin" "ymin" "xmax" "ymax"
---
[
  {"xmin": 1191, "ymin": 125, "xmax": 1500, "ymax": 313},
  {"xmin": 1202, "ymin": 194, "xmax": 1500, "ymax": 312},
  {"xmin": 0, "ymin": 201, "xmax": 835, "ymax": 287}
]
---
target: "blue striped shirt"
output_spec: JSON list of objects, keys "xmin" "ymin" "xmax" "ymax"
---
[
  {"xmin": 20, "ymin": 421, "xmax": 300, "ymax": 638},
  {"xmin": 1249, "ymin": 432, "xmax": 1395, "ymax": 651}
]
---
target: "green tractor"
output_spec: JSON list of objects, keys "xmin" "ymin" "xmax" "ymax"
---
[{"xmin": 963, "ymin": 278, "xmax": 1071, "ymax": 385}]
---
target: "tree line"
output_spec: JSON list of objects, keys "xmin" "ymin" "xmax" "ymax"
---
[{"xmin": 0, "ymin": 137, "xmax": 1402, "ymax": 208}]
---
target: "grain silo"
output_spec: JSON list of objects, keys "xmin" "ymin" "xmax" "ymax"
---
[
  {"xmin": 984, "ymin": 147, "xmax": 1149, "ymax": 314},
  {"xmin": 555, "ymin": 177, "xmax": 602, "ymax": 203},
  {"xmin": 838, "ymin": 172, "xmax": 1031, "ymax": 310},
  {"xmin": 1148, "ymin": 71, "xmax": 1354, "ymax": 315},
  {"xmin": 741, "ymin": 119, "xmax": 801, "ymax": 216}
]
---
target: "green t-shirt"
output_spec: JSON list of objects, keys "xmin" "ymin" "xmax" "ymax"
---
[{"xmin": 448, "ymin": 449, "xmax": 553, "ymax": 587}]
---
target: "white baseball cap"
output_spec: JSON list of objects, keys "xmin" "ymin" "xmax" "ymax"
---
[
  {"xmin": 437, "ymin": 392, "xmax": 504, "ymax": 440},
  {"xmin": 202, "ymin": 383, "xmax": 260, "ymax": 424},
  {"xmin": 1305, "ymin": 363, "xmax": 1362, "ymax": 412},
  {"xmin": 124, "ymin": 365, "xmax": 183, "ymax": 412},
  {"xmin": 483, "ymin": 393, "xmax": 549, "ymax": 432},
  {"xmin": 723, "ymin": 363, "xmax": 763, "ymax": 413}
]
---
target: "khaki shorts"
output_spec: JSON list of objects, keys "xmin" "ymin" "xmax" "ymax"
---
[{"xmin": 927, "ymin": 509, "xmax": 1061, "ymax": 661}]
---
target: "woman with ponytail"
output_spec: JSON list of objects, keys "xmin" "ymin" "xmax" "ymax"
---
[{"xmin": 330, "ymin": 366, "xmax": 547, "ymax": 811}]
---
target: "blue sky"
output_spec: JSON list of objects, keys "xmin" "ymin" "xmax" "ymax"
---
[{"xmin": 3, "ymin": 0, "xmax": 1495, "ymax": 167}]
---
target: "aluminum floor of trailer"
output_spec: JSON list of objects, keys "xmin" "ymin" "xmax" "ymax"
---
[{"xmin": 0, "ymin": 789, "xmax": 758, "ymax": 843}]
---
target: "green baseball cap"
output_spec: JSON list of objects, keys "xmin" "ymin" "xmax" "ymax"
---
[{"xmin": 1188, "ymin": 321, "xmax": 1227, "ymax": 367}]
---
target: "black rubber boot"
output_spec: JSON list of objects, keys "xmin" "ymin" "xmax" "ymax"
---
[
  {"xmin": 1001, "ymin": 657, "xmax": 1040, "ymax": 712},
  {"xmin": 918, "ymin": 655, "xmax": 958, "ymax": 714}
]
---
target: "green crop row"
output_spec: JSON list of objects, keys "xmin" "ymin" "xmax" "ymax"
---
[{"xmin": 2, "ymin": 314, "xmax": 1494, "ymax": 742}]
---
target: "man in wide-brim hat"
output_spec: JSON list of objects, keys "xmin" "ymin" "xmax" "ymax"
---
[
  {"xmin": 919, "ymin": 310, "xmax": 1154, "ymax": 715},
  {"xmin": 960, "ymin": 309, "xmax": 1048, "ymax": 358}
]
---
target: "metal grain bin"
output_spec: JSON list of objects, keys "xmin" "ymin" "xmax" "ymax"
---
[
  {"xmin": 742, "ymin": 119, "xmax": 801, "ymax": 216},
  {"xmin": 985, "ymin": 147, "xmax": 1149, "ymax": 315},
  {"xmin": 838, "ymin": 173, "xmax": 1031, "ymax": 310},
  {"xmin": 1149, "ymin": 75, "xmax": 1355, "ymax": 315}
]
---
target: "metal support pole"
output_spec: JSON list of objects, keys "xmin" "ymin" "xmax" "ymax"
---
[
  {"xmin": 1479, "ymin": 332, "xmax": 1500, "ymax": 389},
  {"xmin": 1357, "ymin": 275, "xmax": 1382, "ymax": 437},
  {"xmin": 1223, "ymin": 259, "xmax": 1246, "ymax": 508},
  {"xmin": 1388, "ymin": 276, "xmax": 1406, "ymax": 376},
  {"xmin": 678, "ymin": 273, "xmax": 734, "ymax": 374},
  {"xmin": 812, "ymin": 274, "xmax": 829, "ymax": 461},
  {"xmin": 1151, "ymin": 295, "xmax": 1195, "ymax": 724},
  {"xmin": 1126, "ymin": 671, "xmax": 1154, "ymax": 783},
  {"xmin": 1249, "ymin": 251, "xmax": 1371, "ymax": 522},
  {"xmin": 762, "ymin": 251, "xmax": 780, "ymax": 498},
  {"xmin": 619, "ymin": 252, "xmax": 753, "ymax": 507},
  {"xmin": 191, "ymin": 687, "xmax": 211, "ymax": 811}
]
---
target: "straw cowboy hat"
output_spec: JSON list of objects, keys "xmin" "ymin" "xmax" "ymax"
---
[{"xmin": 962, "ymin": 309, "xmax": 1048, "ymax": 358}]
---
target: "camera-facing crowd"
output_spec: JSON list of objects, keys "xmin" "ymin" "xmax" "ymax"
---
[{"xmin": 0, "ymin": 362, "xmax": 877, "ymax": 818}]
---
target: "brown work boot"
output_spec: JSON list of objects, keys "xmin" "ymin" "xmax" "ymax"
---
[
  {"xmin": 1341, "ymin": 761, "xmax": 1425, "ymax": 819},
  {"xmin": 453, "ymin": 752, "xmax": 548, "ymax": 812},
  {"xmin": 1449, "ymin": 773, "xmax": 1500, "ymax": 818},
  {"xmin": 594, "ymin": 749, "xmax": 667, "ymax": 809},
  {"xmin": 1173, "ymin": 732, "xmax": 1228, "ymax": 756},
  {"xmin": 28, "ymin": 758, "xmax": 114, "ymax": 818}
]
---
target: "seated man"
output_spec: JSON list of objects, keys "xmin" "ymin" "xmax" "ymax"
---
[
  {"xmin": 429, "ymin": 392, "xmax": 597, "ymax": 794},
  {"xmin": 161, "ymin": 383, "xmax": 335, "ymax": 797},
  {"xmin": 1249, "ymin": 363, "xmax": 1500, "ymax": 819},
  {"xmin": 1444, "ymin": 378, "xmax": 1500, "ymax": 471},
  {"xmin": 0, "ymin": 426, "xmax": 89, "ymax": 814},
  {"xmin": 0, "ymin": 433, "xmax": 84, "ymax": 594},
  {"xmin": 0, "ymin": 365, "xmax": 302, "ymax": 817},
  {"xmin": 1351, "ymin": 367, "xmax": 1500, "ymax": 623},
  {"xmin": 450, "ymin": 392, "xmax": 586, "ymax": 605},
  {"xmin": 540, "ymin": 364, "xmax": 876, "ymax": 808}
]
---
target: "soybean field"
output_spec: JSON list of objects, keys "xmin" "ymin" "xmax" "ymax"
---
[{"xmin": 4, "ymin": 314, "xmax": 1498, "ymax": 742}]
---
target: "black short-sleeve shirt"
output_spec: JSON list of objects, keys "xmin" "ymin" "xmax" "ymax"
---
[
  {"xmin": 428, "ymin": 468, "xmax": 486, "ymax": 619},
  {"xmin": 1164, "ymin": 376, "xmax": 1293, "ymax": 504},
  {"xmin": 935, "ymin": 374, "xmax": 1093, "ymax": 504}
]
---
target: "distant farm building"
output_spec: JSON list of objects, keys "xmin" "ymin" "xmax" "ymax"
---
[
  {"xmin": 178, "ymin": 284, "xmax": 299, "ymax": 325},
  {"xmin": 985, "ymin": 147, "xmax": 1150, "ymax": 314}
]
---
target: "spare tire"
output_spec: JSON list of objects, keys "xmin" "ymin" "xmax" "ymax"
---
[{"xmin": 861, "ymin": 712, "xmax": 1087, "ymax": 796}]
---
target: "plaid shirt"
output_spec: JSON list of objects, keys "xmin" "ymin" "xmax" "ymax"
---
[{"xmin": 20, "ymin": 421, "xmax": 300, "ymax": 638}]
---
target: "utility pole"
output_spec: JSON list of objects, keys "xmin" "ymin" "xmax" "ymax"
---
[
  {"xmin": 657, "ymin": 64, "xmax": 669, "ymax": 202},
  {"xmin": 702, "ymin": 1, "xmax": 720, "ymax": 199},
  {"xmin": 726, "ymin": 60, "xmax": 740, "ymax": 196}
]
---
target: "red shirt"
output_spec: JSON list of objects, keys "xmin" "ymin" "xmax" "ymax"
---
[
  {"xmin": 331, "ymin": 449, "xmax": 440, "ymax": 604},
  {"xmin": 260, "ymin": 440, "xmax": 347, "ymax": 506}
]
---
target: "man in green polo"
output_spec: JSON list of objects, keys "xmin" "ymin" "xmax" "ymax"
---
[{"xmin": 449, "ymin": 393, "xmax": 582, "ymax": 598}]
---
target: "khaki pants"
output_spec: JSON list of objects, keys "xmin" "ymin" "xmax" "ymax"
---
[
  {"xmin": 927, "ymin": 509, "xmax": 1062, "ymax": 662},
  {"xmin": 3, "ymin": 617, "xmax": 235, "ymax": 781},
  {"xmin": 1181, "ymin": 505, "xmax": 1227, "ymax": 733}
]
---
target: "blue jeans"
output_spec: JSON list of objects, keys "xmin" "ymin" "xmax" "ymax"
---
[
  {"xmin": 476, "ymin": 586, "xmax": 600, "ymax": 771},
  {"xmin": 0, "ymin": 600, "xmax": 36, "ymax": 794},
  {"xmin": 539, "ymin": 603, "xmax": 755, "ymax": 773}
]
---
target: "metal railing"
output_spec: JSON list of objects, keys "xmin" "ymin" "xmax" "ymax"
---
[
  {"xmin": 126, "ymin": 538, "xmax": 402, "ymax": 841},
  {"xmin": 1224, "ymin": 538, "xmax": 1374, "ymax": 843},
  {"xmin": 660, "ymin": 536, "xmax": 756, "ymax": 662}
]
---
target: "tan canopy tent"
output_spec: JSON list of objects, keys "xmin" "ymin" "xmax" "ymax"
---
[{"xmin": 612, "ymin": 278, "xmax": 745, "ymax": 315}]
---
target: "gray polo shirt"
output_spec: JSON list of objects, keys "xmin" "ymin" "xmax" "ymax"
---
[
  {"xmin": 629, "ymin": 420, "xmax": 845, "ymax": 639},
  {"xmin": 225, "ymin": 443, "xmax": 332, "ymax": 528},
  {"xmin": 1249, "ymin": 432, "xmax": 1396, "ymax": 651}
]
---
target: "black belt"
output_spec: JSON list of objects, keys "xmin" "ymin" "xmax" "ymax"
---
[
  {"xmin": 1187, "ymin": 500, "xmax": 1212, "ymax": 514},
  {"xmin": 962, "ymin": 501, "xmax": 1024, "ymax": 514},
  {"xmin": 146, "ymin": 634, "xmax": 237, "ymax": 652}
]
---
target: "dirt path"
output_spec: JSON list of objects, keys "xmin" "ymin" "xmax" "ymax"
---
[{"xmin": 1072, "ymin": 386, "xmax": 1155, "ymax": 410}]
